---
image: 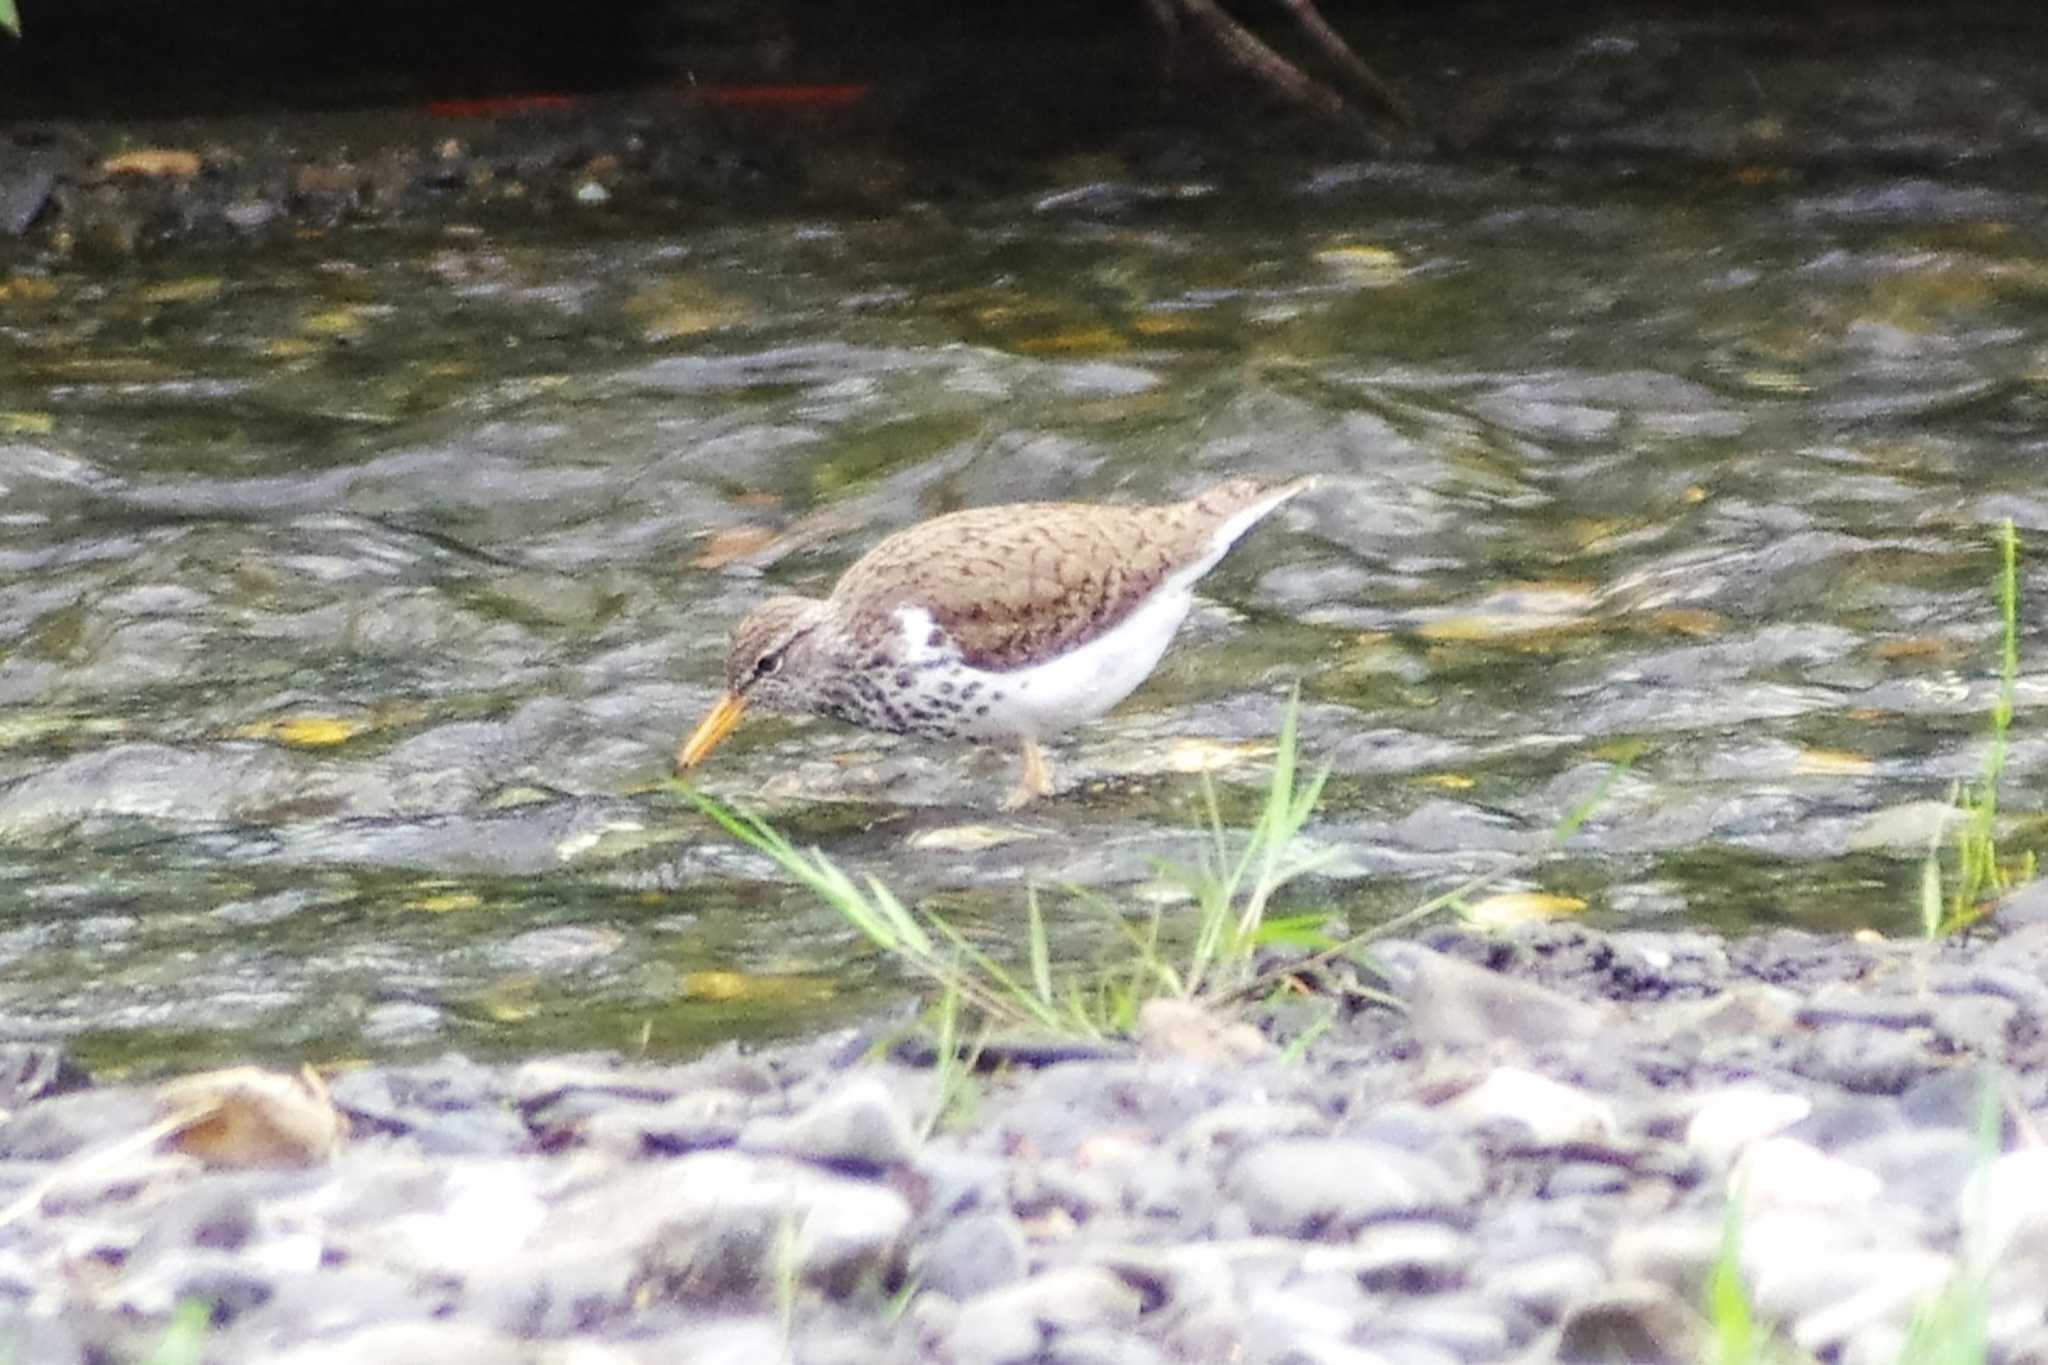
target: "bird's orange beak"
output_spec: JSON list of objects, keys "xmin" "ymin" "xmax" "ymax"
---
[{"xmin": 676, "ymin": 691, "xmax": 748, "ymax": 771}]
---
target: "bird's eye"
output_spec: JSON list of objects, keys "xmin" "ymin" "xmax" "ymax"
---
[{"xmin": 754, "ymin": 653, "xmax": 782, "ymax": 678}]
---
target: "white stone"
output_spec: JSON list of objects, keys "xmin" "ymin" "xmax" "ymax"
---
[
  {"xmin": 1731, "ymin": 1137, "xmax": 1881, "ymax": 1214},
  {"xmin": 1443, "ymin": 1067, "xmax": 1617, "ymax": 1144},
  {"xmin": 1684, "ymin": 1089, "xmax": 1813, "ymax": 1168}
]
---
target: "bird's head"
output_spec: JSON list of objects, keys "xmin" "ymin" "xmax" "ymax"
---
[{"xmin": 674, "ymin": 595, "xmax": 828, "ymax": 771}]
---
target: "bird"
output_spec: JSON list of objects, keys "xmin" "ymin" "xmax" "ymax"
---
[{"xmin": 676, "ymin": 476, "xmax": 1314, "ymax": 808}]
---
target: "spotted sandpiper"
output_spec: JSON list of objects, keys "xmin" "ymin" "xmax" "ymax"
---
[{"xmin": 676, "ymin": 476, "xmax": 1314, "ymax": 808}]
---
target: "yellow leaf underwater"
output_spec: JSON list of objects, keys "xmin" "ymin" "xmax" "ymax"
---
[
  {"xmin": 1462, "ymin": 891, "xmax": 1587, "ymax": 930},
  {"xmin": 234, "ymin": 715, "xmax": 366, "ymax": 748},
  {"xmin": 1792, "ymin": 748, "xmax": 1875, "ymax": 777},
  {"xmin": 681, "ymin": 970, "xmax": 834, "ymax": 1006}
]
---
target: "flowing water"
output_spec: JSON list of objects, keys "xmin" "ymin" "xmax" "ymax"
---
[{"xmin": 3, "ymin": 15, "xmax": 2047, "ymax": 1072}]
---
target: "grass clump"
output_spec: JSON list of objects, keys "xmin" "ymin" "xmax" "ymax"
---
[
  {"xmin": 689, "ymin": 695, "xmax": 1337, "ymax": 1043},
  {"xmin": 688, "ymin": 692, "xmax": 1619, "ymax": 1056},
  {"xmin": 1921, "ymin": 519, "xmax": 2034, "ymax": 938}
]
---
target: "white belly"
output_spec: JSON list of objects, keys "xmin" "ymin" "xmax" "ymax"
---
[{"xmin": 894, "ymin": 585, "xmax": 1196, "ymax": 741}]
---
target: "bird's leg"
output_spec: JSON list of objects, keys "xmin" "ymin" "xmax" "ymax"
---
[{"xmin": 1002, "ymin": 737, "xmax": 1053, "ymax": 811}]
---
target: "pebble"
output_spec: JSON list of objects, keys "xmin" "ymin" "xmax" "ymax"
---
[
  {"xmin": 0, "ymin": 921, "xmax": 2039, "ymax": 1365},
  {"xmin": 739, "ymin": 1075, "xmax": 918, "ymax": 1170},
  {"xmin": 917, "ymin": 1209, "xmax": 1028, "ymax": 1299},
  {"xmin": 1374, "ymin": 943, "xmax": 1607, "ymax": 1050},
  {"xmin": 1550, "ymin": 1280, "xmax": 1707, "ymax": 1365},
  {"xmin": 1227, "ymin": 1138, "xmax": 1473, "ymax": 1236},
  {"xmin": 934, "ymin": 1267, "xmax": 1143, "ymax": 1363},
  {"xmin": 1440, "ymin": 1067, "xmax": 1617, "ymax": 1144},
  {"xmin": 1683, "ymin": 1088, "xmax": 1813, "ymax": 1167}
]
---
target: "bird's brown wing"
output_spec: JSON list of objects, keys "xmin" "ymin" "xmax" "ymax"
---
[{"xmin": 828, "ymin": 480, "xmax": 1301, "ymax": 672}]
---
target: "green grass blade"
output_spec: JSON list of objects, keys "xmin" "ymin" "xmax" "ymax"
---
[
  {"xmin": 1703, "ymin": 1202, "xmax": 1756, "ymax": 1365},
  {"xmin": 0, "ymin": 0, "xmax": 17, "ymax": 38}
]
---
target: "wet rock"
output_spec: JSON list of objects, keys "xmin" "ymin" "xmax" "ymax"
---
[
  {"xmin": 1227, "ymin": 1138, "xmax": 1473, "ymax": 1237},
  {"xmin": 739, "ymin": 1076, "xmax": 917, "ymax": 1171},
  {"xmin": 0, "ymin": 159, "xmax": 56, "ymax": 236},
  {"xmin": 0, "ymin": 741, "xmax": 326, "ymax": 839}
]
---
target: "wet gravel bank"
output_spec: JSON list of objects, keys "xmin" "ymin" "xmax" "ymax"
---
[{"xmin": 5, "ymin": 917, "xmax": 2046, "ymax": 1365}]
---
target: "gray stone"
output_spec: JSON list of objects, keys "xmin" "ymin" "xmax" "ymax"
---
[
  {"xmin": 1763, "ymin": 1249, "xmax": 1954, "ymax": 1355},
  {"xmin": 1682, "ymin": 1088, "xmax": 1812, "ymax": 1167},
  {"xmin": 1897, "ymin": 1067, "xmax": 2000, "ymax": 1132},
  {"xmin": 1125, "ymin": 1158, "xmax": 1218, "ymax": 1230},
  {"xmin": 1658, "ymin": 985, "xmax": 1801, "ymax": 1045},
  {"xmin": 1488, "ymin": 1250, "xmax": 1607, "ymax": 1318},
  {"xmin": 1373, "ymin": 943, "xmax": 1606, "ymax": 1051},
  {"xmin": 223, "ymin": 1266, "xmax": 434, "ymax": 1349},
  {"xmin": 1551, "ymin": 1280, "xmax": 1707, "ymax": 1365},
  {"xmin": 0, "ymin": 1044, "xmax": 86, "ymax": 1111},
  {"xmin": 1441, "ymin": 1068, "xmax": 1617, "ymax": 1144},
  {"xmin": 1928, "ymin": 993, "xmax": 2017, "ymax": 1057},
  {"xmin": 1042, "ymin": 1330, "xmax": 1170, "ymax": 1365},
  {"xmin": 1373, "ymin": 1293, "xmax": 1514, "ymax": 1358},
  {"xmin": 917, "ymin": 1149, "xmax": 1010, "ymax": 1217},
  {"xmin": 1606, "ymin": 1219, "xmax": 1720, "ymax": 1294},
  {"xmin": 1174, "ymin": 1102, "xmax": 1329, "ymax": 1160},
  {"xmin": 0, "ymin": 1087, "xmax": 155, "ymax": 1160},
  {"xmin": 918, "ymin": 1210, "xmax": 1028, "ymax": 1300},
  {"xmin": 1837, "ymin": 1127, "xmax": 1981, "ymax": 1216},
  {"xmin": 631, "ymin": 1151, "xmax": 913, "ymax": 1302},
  {"xmin": 265, "ymin": 1322, "xmax": 529, "ymax": 1365},
  {"xmin": 936, "ymin": 1267, "xmax": 1144, "ymax": 1364},
  {"xmin": 1227, "ymin": 1139, "xmax": 1474, "ymax": 1237},
  {"xmin": 584, "ymin": 1088, "xmax": 748, "ymax": 1156},
  {"xmin": 740, "ymin": 1077, "xmax": 917, "ymax": 1170},
  {"xmin": 115, "ymin": 1249, "xmax": 275, "ymax": 1323},
  {"xmin": 1325, "ymin": 1221, "xmax": 1471, "ymax": 1292},
  {"xmin": 1797, "ymin": 1022, "xmax": 1936, "ymax": 1094},
  {"xmin": 1244, "ymin": 1287, "xmax": 1368, "ymax": 1363},
  {"xmin": 1541, "ymin": 1162, "xmax": 1631, "ymax": 1198}
]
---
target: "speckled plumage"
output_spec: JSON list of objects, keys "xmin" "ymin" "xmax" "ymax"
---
[{"xmin": 679, "ymin": 477, "xmax": 1313, "ymax": 805}]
